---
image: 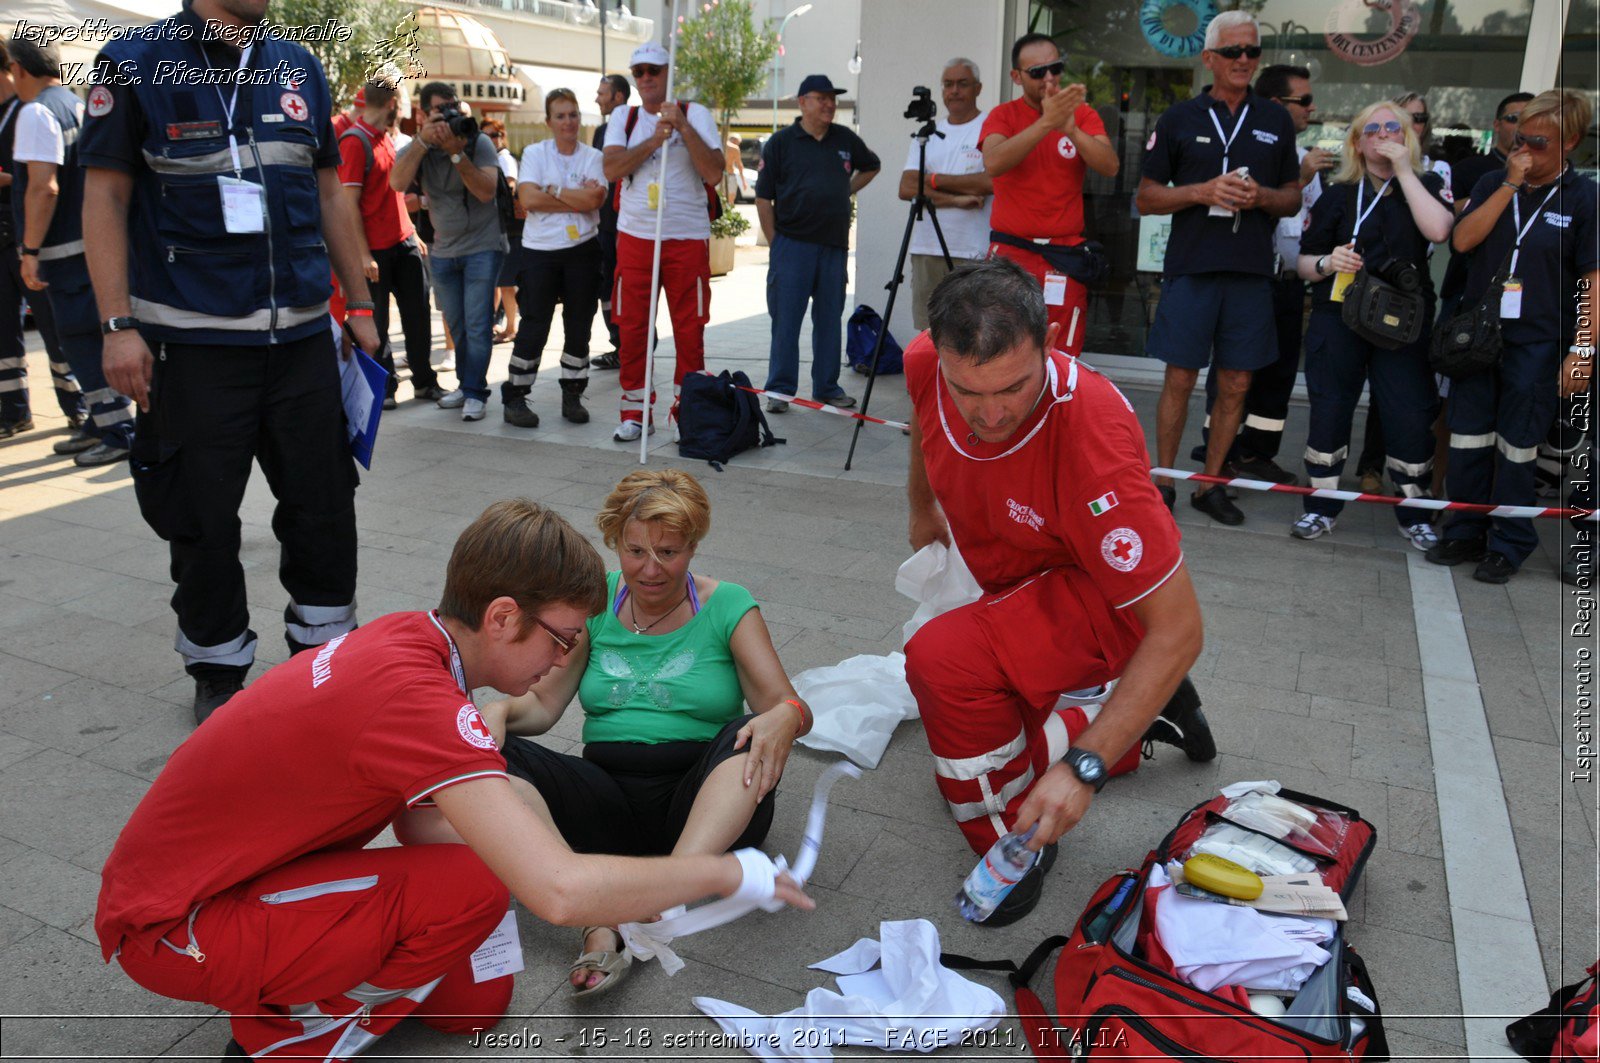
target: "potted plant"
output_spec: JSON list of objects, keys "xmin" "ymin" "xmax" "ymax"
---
[{"xmin": 708, "ymin": 193, "xmax": 748, "ymax": 276}]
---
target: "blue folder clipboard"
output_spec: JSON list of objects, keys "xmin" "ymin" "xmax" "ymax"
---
[{"xmin": 339, "ymin": 345, "xmax": 387, "ymax": 469}]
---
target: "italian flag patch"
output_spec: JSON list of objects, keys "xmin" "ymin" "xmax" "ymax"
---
[{"xmin": 1088, "ymin": 492, "xmax": 1119, "ymax": 516}]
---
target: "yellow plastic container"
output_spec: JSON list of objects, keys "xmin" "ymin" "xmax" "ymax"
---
[{"xmin": 1183, "ymin": 853, "xmax": 1265, "ymax": 900}]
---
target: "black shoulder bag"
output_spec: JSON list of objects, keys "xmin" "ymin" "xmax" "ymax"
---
[
  {"xmin": 1429, "ymin": 239, "xmax": 1514, "ymax": 380},
  {"xmin": 1338, "ymin": 179, "xmax": 1427, "ymax": 350}
]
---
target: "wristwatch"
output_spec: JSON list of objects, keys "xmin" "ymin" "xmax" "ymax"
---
[
  {"xmin": 19, "ymin": 245, "xmax": 39, "ymax": 257},
  {"xmin": 1571, "ymin": 345, "xmax": 1597, "ymax": 357},
  {"xmin": 449, "ymin": 152, "xmax": 463, "ymax": 165},
  {"xmin": 1316, "ymin": 255, "xmax": 1332, "ymax": 277},
  {"xmin": 1063, "ymin": 747, "xmax": 1108, "ymax": 793},
  {"xmin": 101, "ymin": 316, "xmax": 140, "ymax": 335}
]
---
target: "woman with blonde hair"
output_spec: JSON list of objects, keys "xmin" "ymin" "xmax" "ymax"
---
[
  {"xmin": 1291, "ymin": 99, "xmax": 1453, "ymax": 547},
  {"xmin": 1428, "ymin": 89, "xmax": 1598, "ymax": 583},
  {"xmin": 485, "ymin": 468, "xmax": 808, "ymax": 996}
]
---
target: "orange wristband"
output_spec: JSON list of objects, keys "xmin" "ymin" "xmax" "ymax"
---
[
  {"xmin": 345, "ymin": 308, "xmax": 374, "ymax": 318},
  {"xmin": 929, "ymin": 172, "xmax": 939, "ymax": 191},
  {"xmin": 784, "ymin": 697, "xmax": 811, "ymax": 736}
]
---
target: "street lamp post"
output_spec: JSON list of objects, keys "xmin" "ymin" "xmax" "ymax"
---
[{"xmin": 771, "ymin": 3, "xmax": 813, "ymax": 132}]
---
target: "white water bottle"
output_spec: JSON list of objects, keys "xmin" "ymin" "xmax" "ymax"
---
[{"xmin": 955, "ymin": 826, "xmax": 1039, "ymax": 922}]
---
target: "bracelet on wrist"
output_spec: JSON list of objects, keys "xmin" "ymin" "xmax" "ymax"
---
[
  {"xmin": 344, "ymin": 308, "xmax": 374, "ymax": 319},
  {"xmin": 783, "ymin": 697, "xmax": 811, "ymax": 736},
  {"xmin": 1501, "ymin": 180, "xmax": 1522, "ymax": 193},
  {"xmin": 1571, "ymin": 345, "xmax": 1596, "ymax": 357},
  {"xmin": 344, "ymin": 300, "xmax": 375, "ymax": 311}
]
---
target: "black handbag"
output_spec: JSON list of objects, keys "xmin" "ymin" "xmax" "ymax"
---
[
  {"xmin": 1429, "ymin": 242, "xmax": 1516, "ymax": 380},
  {"xmin": 1341, "ymin": 269, "xmax": 1427, "ymax": 350}
]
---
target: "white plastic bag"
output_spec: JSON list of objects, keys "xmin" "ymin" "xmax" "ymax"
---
[
  {"xmin": 795, "ymin": 654, "xmax": 917, "ymax": 769},
  {"xmin": 895, "ymin": 541, "xmax": 982, "ymax": 646}
]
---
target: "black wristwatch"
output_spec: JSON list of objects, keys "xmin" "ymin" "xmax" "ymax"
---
[
  {"xmin": 101, "ymin": 316, "xmax": 140, "ymax": 335},
  {"xmin": 1064, "ymin": 747, "xmax": 1108, "ymax": 793},
  {"xmin": 19, "ymin": 246, "xmax": 39, "ymax": 257}
]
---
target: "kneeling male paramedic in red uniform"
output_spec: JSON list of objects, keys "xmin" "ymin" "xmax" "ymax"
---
[
  {"xmin": 96, "ymin": 500, "xmax": 812, "ymax": 1059},
  {"xmin": 904, "ymin": 258, "xmax": 1214, "ymax": 926}
]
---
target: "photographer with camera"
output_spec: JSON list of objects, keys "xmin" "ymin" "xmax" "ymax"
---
[
  {"xmin": 757, "ymin": 74, "xmax": 880, "ymax": 413},
  {"xmin": 898, "ymin": 63, "xmax": 991, "ymax": 330},
  {"xmin": 1290, "ymin": 100, "xmax": 1452, "ymax": 547},
  {"xmin": 389, "ymin": 82, "xmax": 507, "ymax": 423},
  {"xmin": 979, "ymin": 34, "xmax": 1118, "ymax": 357}
]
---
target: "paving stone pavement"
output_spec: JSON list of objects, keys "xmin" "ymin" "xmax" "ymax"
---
[{"xmin": 0, "ymin": 237, "xmax": 1591, "ymax": 1061}]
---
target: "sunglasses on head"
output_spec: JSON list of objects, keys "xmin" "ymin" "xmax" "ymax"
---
[
  {"xmin": 1277, "ymin": 94, "xmax": 1313, "ymax": 107},
  {"xmin": 1211, "ymin": 44, "xmax": 1263, "ymax": 60},
  {"xmin": 630, "ymin": 63, "xmax": 664, "ymax": 77},
  {"xmin": 1408, "ymin": 111, "xmax": 1430, "ymax": 124},
  {"xmin": 1022, "ymin": 60, "xmax": 1065, "ymax": 80},
  {"xmin": 1514, "ymin": 132, "xmax": 1551, "ymax": 150},
  {"xmin": 1362, "ymin": 120, "xmax": 1403, "ymax": 136},
  {"xmin": 533, "ymin": 615, "xmax": 576, "ymax": 655}
]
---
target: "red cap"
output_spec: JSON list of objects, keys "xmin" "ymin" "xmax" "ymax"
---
[{"xmin": 353, "ymin": 87, "xmax": 367, "ymax": 108}]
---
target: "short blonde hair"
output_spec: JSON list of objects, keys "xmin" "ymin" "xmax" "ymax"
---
[
  {"xmin": 595, "ymin": 469, "xmax": 712, "ymax": 552},
  {"xmin": 1334, "ymin": 100, "xmax": 1423, "ymax": 185},
  {"xmin": 1517, "ymin": 90, "xmax": 1592, "ymax": 151}
]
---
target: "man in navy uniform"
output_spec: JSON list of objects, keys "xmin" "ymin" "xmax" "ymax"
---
[
  {"xmin": 1137, "ymin": 11, "xmax": 1301, "ymax": 526},
  {"xmin": 80, "ymin": 0, "xmax": 380, "ymax": 724}
]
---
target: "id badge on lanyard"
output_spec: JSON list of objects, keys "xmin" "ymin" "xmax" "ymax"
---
[
  {"xmin": 210, "ymin": 47, "xmax": 264, "ymax": 233},
  {"xmin": 1206, "ymin": 104, "xmax": 1249, "ymax": 218},
  {"xmin": 1502, "ymin": 184, "xmax": 1559, "ymax": 320},
  {"xmin": 1332, "ymin": 177, "xmax": 1390, "ymax": 304}
]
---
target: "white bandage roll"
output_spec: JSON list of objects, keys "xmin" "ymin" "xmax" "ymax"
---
[{"xmin": 730, "ymin": 848, "xmax": 778, "ymax": 907}]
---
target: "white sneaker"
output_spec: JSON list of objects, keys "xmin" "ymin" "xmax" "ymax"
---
[
  {"xmin": 670, "ymin": 413, "xmax": 680, "ymax": 444},
  {"xmin": 613, "ymin": 420, "xmax": 643, "ymax": 442},
  {"xmin": 1399, "ymin": 521, "xmax": 1439, "ymax": 551},
  {"xmin": 436, "ymin": 388, "xmax": 466, "ymax": 409},
  {"xmin": 462, "ymin": 398, "xmax": 486, "ymax": 422},
  {"xmin": 1290, "ymin": 513, "xmax": 1336, "ymax": 540},
  {"xmin": 435, "ymin": 353, "xmax": 456, "ymax": 372}
]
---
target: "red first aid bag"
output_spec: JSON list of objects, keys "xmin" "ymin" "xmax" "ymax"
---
[{"xmin": 1509, "ymin": 961, "xmax": 1599, "ymax": 1061}]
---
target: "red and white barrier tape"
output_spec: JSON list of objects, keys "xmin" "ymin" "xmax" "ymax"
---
[
  {"xmin": 734, "ymin": 385, "xmax": 909, "ymax": 430},
  {"xmin": 1153, "ymin": 468, "xmax": 1596, "ymax": 521}
]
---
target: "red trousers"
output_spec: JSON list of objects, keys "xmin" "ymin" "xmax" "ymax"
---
[
  {"xmin": 904, "ymin": 567, "xmax": 1143, "ymax": 855},
  {"xmin": 115, "ymin": 845, "xmax": 513, "ymax": 1059},
  {"xmin": 987, "ymin": 242, "xmax": 1090, "ymax": 357},
  {"xmin": 614, "ymin": 232, "xmax": 710, "ymax": 425}
]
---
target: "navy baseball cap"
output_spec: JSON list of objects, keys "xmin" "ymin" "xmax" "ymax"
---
[{"xmin": 796, "ymin": 74, "xmax": 847, "ymax": 98}]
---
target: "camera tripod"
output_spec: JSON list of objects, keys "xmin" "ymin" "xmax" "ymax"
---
[{"xmin": 843, "ymin": 115, "xmax": 954, "ymax": 471}]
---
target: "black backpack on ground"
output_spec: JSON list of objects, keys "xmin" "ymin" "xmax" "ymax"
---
[{"xmin": 675, "ymin": 370, "xmax": 783, "ymax": 470}]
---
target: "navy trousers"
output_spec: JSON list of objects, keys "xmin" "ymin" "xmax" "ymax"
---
[
  {"xmin": 0, "ymin": 246, "xmax": 84, "ymax": 424},
  {"xmin": 764, "ymin": 234, "xmax": 848, "ymax": 402}
]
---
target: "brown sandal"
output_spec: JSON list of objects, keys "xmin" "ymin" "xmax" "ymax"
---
[{"xmin": 570, "ymin": 925, "xmax": 632, "ymax": 998}]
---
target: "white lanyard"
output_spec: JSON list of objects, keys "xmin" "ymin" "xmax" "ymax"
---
[
  {"xmin": 198, "ymin": 43, "xmax": 253, "ymax": 174},
  {"xmin": 1509, "ymin": 182, "xmax": 1560, "ymax": 278},
  {"xmin": 427, "ymin": 611, "xmax": 469, "ymax": 695},
  {"xmin": 1349, "ymin": 177, "xmax": 1392, "ymax": 253},
  {"xmin": 1208, "ymin": 102, "xmax": 1250, "ymax": 175}
]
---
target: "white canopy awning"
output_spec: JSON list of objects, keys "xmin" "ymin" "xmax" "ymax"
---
[{"xmin": 513, "ymin": 63, "xmax": 604, "ymax": 124}]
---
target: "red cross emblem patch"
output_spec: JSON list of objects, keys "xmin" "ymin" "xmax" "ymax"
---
[
  {"xmin": 280, "ymin": 92, "xmax": 309, "ymax": 122},
  {"xmin": 1100, "ymin": 527, "xmax": 1143, "ymax": 572},
  {"xmin": 456, "ymin": 704, "xmax": 496, "ymax": 749}
]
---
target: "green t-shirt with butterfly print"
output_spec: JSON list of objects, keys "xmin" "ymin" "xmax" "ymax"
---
[{"xmin": 578, "ymin": 570, "xmax": 761, "ymax": 744}]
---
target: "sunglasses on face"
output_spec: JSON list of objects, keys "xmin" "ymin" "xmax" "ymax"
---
[
  {"xmin": 1211, "ymin": 44, "xmax": 1263, "ymax": 60},
  {"xmin": 533, "ymin": 616, "xmax": 576, "ymax": 655},
  {"xmin": 1277, "ymin": 94, "xmax": 1313, "ymax": 107},
  {"xmin": 1498, "ymin": 112, "xmax": 1520, "ymax": 124},
  {"xmin": 1022, "ymin": 60, "xmax": 1065, "ymax": 80},
  {"xmin": 630, "ymin": 64, "xmax": 664, "ymax": 77},
  {"xmin": 1408, "ymin": 111, "xmax": 1429, "ymax": 124},
  {"xmin": 1362, "ymin": 120, "xmax": 1403, "ymax": 136},
  {"xmin": 1514, "ymin": 132, "xmax": 1551, "ymax": 150}
]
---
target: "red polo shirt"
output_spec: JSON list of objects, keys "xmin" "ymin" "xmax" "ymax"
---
[{"xmin": 337, "ymin": 117, "xmax": 414, "ymax": 252}]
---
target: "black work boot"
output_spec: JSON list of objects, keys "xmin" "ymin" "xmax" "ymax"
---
[
  {"xmin": 1142, "ymin": 676, "xmax": 1216, "ymax": 762},
  {"xmin": 192, "ymin": 665, "xmax": 247, "ymax": 727},
  {"xmin": 560, "ymin": 378, "xmax": 590, "ymax": 424}
]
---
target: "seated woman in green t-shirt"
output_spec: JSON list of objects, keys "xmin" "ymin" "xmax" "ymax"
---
[{"xmin": 488, "ymin": 468, "xmax": 810, "ymax": 997}]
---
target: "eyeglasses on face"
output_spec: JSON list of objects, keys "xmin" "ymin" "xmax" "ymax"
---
[
  {"xmin": 1514, "ymin": 132, "xmax": 1551, "ymax": 151},
  {"xmin": 1408, "ymin": 111, "xmax": 1430, "ymax": 125},
  {"xmin": 532, "ymin": 615, "xmax": 577, "ymax": 655},
  {"xmin": 1210, "ymin": 44, "xmax": 1263, "ymax": 60},
  {"xmin": 1498, "ymin": 112, "xmax": 1521, "ymax": 124},
  {"xmin": 1022, "ymin": 60, "xmax": 1065, "ymax": 80},
  {"xmin": 1277, "ymin": 94, "xmax": 1313, "ymax": 107},
  {"xmin": 630, "ymin": 63, "xmax": 664, "ymax": 78},
  {"xmin": 1362, "ymin": 120, "xmax": 1403, "ymax": 136}
]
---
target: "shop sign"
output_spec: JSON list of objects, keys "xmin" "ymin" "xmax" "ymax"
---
[
  {"xmin": 448, "ymin": 80, "xmax": 526, "ymax": 106},
  {"xmin": 1324, "ymin": 0, "xmax": 1421, "ymax": 67}
]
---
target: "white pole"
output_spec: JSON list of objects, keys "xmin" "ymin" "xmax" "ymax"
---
[{"xmin": 639, "ymin": 2, "xmax": 682, "ymax": 463}]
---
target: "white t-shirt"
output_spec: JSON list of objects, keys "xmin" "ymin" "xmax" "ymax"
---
[
  {"xmin": 1274, "ymin": 145, "xmax": 1325, "ymax": 271},
  {"xmin": 604, "ymin": 102, "xmax": 719, "ymax": 241},
  {"xmin": 902, "ymin": 110, "xmax": 991, "ymax": 260},
  {"xmin": 11, "ymin": 100, "xmax": 70, "ymax": 165},
  {"xmin": 496, "ymin": 148, "xmax": 517, "ymax": 183},
  {"xmin": 517, "ymin": 139, "xmax": 606, "ymax": 251}
]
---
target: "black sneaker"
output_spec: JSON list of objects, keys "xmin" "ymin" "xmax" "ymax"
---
[
  {"xmin": 503, "ymin": 399, "xmax": 540, "ymax": 428},
  {"xmin": 1231, "ymin": 454, "xmax": 1298, "ymax": 486},
  {"xmin": 193, "ymin": 668, "xmax": 247, "ymax": 726},
  {"xmin": 1158, "ymin": 485, "xmax": 1176, "ymax": 512},
  {"xmin": 981, "ymin": 842, "xmax": 1059, "ymax": 928},
  {"xmin": 1562, "ymin": 544, "xmax": 1593, "ymax": 587},
  {"xmin": 591, "ymin": 350, "xmax": 622, "ymax": 370},
  {"xmin": 1142, "ymin": 676, "xmax": 1215, "ymax": 762},
  {"xmin": 74, "ymin": 440, "xmax": 131, "ymax": 467},
  {"xmin": 382, "ymin": 395, "xmax": 398, "ymax": 411},
  {"xmin": 413, "ymin": 384, "xmax": 447, "ymax": 402},
  {"xmin": 52, "ymin": 427, "xmax": 98, "ymax": 455},
  {"xmin": 1424, "ymin": 537, "xmax": 1487, "ymax": 567},
  {"xmin": 0, "ymin": 417, "xmax": 35, "ymax": 439},
  {"xmin": 1190, "ymin": 488, "xmax": 1245, "ymax": 525},
  {"xmin": 1473, "ymin": 552, "xmax": 1516, "ymax": 584}
]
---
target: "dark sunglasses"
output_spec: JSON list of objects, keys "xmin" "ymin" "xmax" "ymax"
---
[
  {"xmin": 533, "ymin": 616, "xmax": 577, "ymax": 655},
  {"xmin": 630, "ymin": 63, "xmax": 664, "ymax": 77},
  {"xmin": 1498, "ymin": 112, "xmax": 1520, "ymax": 124},
  {"xmin": 1514, "ymin": 132, "xmax": 1551, "ymax": 150},
  {"xmin": 1211, "ymin": 44, "xmax": 1263, "ymax": 60},
  {"xmin": 1362, "ymin": 120, "xmax": 1403, "ymax": 136},
  {"xmin": 1022, "ymin": 60, "xmax": 1065, "ymax": 80},
  {"xmin": 1276, "ymin": 94, "xmax": 1313, "ymax": 107},
  {"xmin": 1408, "ymin": 111, "xmax": 1430, "ymax": 124}
]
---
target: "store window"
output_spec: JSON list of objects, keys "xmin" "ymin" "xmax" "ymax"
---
[{"xmin": 1029, "ymin": 0, "xmax": 1544, "ymax": 357}]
